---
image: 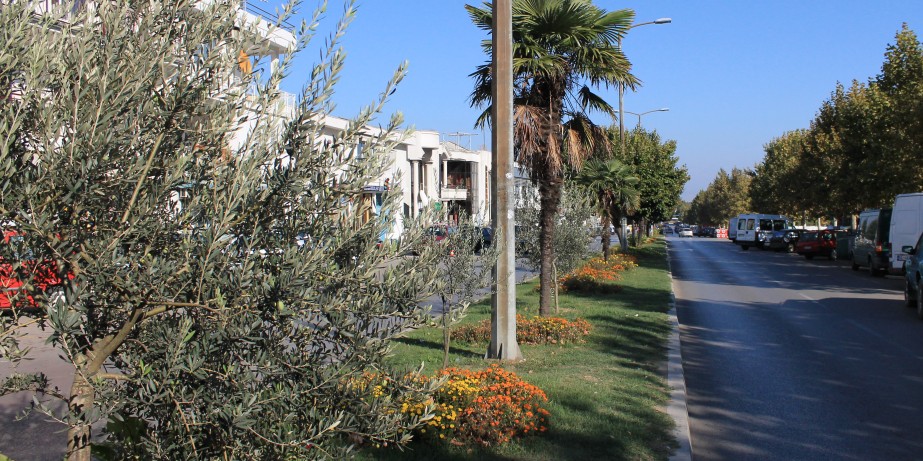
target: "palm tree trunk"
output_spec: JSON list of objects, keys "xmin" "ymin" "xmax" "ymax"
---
[
  {"xmin": 538, "ymin": 178, "xmax": 562, "ymax": 317},
  {"xmin": 552, "ymin": 261, "xmax": 559, "ymax": 314},
  {"xmin": 600, "ymin": 215, "xmax": 611, "ymax": 260},
  {"xmin": 616, "ymin": 213, "xmax": 630, "ymax": 252}
]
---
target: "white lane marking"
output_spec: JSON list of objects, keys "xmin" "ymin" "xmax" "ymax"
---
[{"xmin": 797, "ymin": 292, "xmax": 827, "ymax": 306}]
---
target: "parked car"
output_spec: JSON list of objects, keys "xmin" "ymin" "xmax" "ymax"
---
[
  {"xmin": 473, "ymin": 226, "xmax": 493, "ymax": 253},
  {"xmin": 901, "ymin": 231, "xmax": 923, "ymax": 318},
  {"xmin": 696, "ymin": 227, "xmax": 716, "ymax": 238},
  {"xmin": 679, "ymin": 227, "xmax": 694, "ymax": 238},
  {"xmin": 0, "ymin": 230, "xmax": 69, "ymax": 310},
  {"xmin": 426, "ymin": 225, "xmax": 450, "ymax": 242},
  {"xmin": 768, "ymin": 228, "xmax": 804, "ymax": 253},
  {"xmin": 796, "ymin": 230, "xmax": 839, "ymax": 260},
  {"xmin": 852, "ymin": 208, "xmax": 892, "ymax": 276}
]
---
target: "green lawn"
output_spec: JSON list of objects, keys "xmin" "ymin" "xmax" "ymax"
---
[{"xmin": 360, "ymin": 240, "xmax": 677, "ymax": 461}]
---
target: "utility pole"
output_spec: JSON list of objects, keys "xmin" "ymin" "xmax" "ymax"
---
[{"xmin": 487, "ymin": 0, "xmax": 521, "ymax": 361}]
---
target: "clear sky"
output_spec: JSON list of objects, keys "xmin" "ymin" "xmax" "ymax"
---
[{"xmin": 279, "ymin": 0, "xmax": 922, "ymax": 201}]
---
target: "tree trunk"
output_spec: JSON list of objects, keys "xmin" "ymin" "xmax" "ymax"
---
[
  {"xmin": 612, "ymin": 211, "xmax": 627, "ymax": 252},
  {"xmin": 552, "ymin": 261, "xmax": 559, "ymax": 314},
  {"xmin": 443, "ymin": 314, "xmax": 451, "ymax": 369},
  {"xmin": 600, "ymin": 215, "xmax": 611, "ymax": 260},
  {"xmin": 538, "ymin": 178, "xmax": 562, "ymax": 317},
  {"xmin": 67, "ymin": 369, "xmax": 94, "ymax": 461},
  {"xmin": 636, "ymin": 218, "xmax": 647, "ymax": 247},
  {"xmin": 442, "ymin": 296, "xmax": 451, "ymax": 369}
]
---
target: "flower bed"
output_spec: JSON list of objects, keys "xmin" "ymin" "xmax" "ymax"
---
[
  {"xmin": 558, "ymin": 253, "xmax": 637, "ymax": 293},
  {"xmin": 349, "ymin": 367, "xmax": 551, "ymax": 448},
  {"xmin": 410, "ymin": 365, "xmax": 550, "ymax": 446},
  {"xmin": 453, "ymin": 314, "xmax": 591, "ymax": 345}
]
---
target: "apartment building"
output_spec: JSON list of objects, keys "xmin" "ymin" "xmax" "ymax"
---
[
  {"xmin": 23, "ymin": 1, "xmax": 496, "ymax": 239},
  {"xmin": 313, "ymin": 117, "xmax": 493, "ymax": 241}
]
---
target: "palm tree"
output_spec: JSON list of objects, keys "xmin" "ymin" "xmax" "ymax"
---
[
  {"xmin": 576, "ymin": 158, "xmax": 640, "ymax": 259},
  {"xmin": 467, "ymin": 0, "xmax": 638, "ymax": 316}
]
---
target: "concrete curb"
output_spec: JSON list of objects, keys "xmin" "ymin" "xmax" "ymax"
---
[{"xmin": 666, "ymin": 244, "xmax": 693, "ymax": 461}]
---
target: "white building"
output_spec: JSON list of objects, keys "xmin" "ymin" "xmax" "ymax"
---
[
  {"xmin": 27, "ymin": 1, "xmax": 496, "ymax": 236},
  {"xmin": 312, "ymin": 117, "xmax": 494, "ymax": 240}
]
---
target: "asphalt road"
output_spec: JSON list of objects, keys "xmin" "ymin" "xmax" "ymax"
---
[
  {"xmin": 670, "ymin": 236, "xmax": 923, "ymax": 461},
  {"xmin": 0, "ymin": 320, "xmax": 71, "ymax": 461}
]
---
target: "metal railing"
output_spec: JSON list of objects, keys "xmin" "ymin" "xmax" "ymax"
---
[{"xmin": 241, "ymin": 0, "xmax": 296, "ymax": 30}]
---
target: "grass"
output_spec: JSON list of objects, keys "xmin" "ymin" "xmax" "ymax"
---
[{"xmin": 358, "ymin": 240, "xmax": 677, "ymax": 461}]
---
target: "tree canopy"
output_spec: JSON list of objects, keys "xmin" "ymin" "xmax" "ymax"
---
[
  {"xmin": 692, "ymin": 24, "xmax": 923, "ymax": 225},
  {"xmin": 615, "ymin": 127, "xmax": 689, "ymax": 226}
]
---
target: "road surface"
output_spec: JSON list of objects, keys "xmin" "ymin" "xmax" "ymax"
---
[{"xmin": 670, "ymin": 236, "xmax": 923, "ymax": 461}]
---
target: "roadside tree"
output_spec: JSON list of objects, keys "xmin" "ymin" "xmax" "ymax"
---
[
  {"xmin": 616, "ymin": 127, "xmax": 689, "ymax": 237},
  {"xmin": 689, "ymin": 168, "xmax": 752, "ymax": 226},
  {"xmin": 0, "ymin": 1, "xmax": 445, "ymax": 459},
  {"xmin": 517, "ymin": 185, "xmax": 593, "ymax": 312},
  {"xmin": 466, "ymin": 0, "xmax": 638, "ymax": 316},
  {"xmin": 575, "ymin": 159, "xmax": 640, "ymax": 256},
  {"xmin": 872, "ymin": 24, "xmax": 923, "ymax": 201},
  {"xmin": 430, "ymin": 214, "xmax": 501, "ymax": 369},
  {"xmin": 749, "ymin": 130, "xmax": 810, "ymax": 217}
]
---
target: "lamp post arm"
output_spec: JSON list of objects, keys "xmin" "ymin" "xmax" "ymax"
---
[{"xmin": 617, "ymin": 18, "xmax": 671, "ymax": 155}]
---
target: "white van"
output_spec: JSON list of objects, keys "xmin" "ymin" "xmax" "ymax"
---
[
  {"xmin": 728, "ymin": 217, "xmax": 739, "ymax": 242},
  {"xmin": 889, "ymin": 193, "xmax": 923, "ymax": 274},
  {"xmin": 735, "ymin": 214, "xmax": 791, "ymax": 250}
]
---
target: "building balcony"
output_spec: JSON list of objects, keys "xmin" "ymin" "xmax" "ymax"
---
[
  {"xmin": 238, "ymin": 1, "xmax": 296, "ymax": 56},
  {"xmin": 441, "ymin": 185, "xmax": 469, "ymax": 201}
]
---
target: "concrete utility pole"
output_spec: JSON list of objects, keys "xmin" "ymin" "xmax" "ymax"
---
[{"xmin": 487, "ymin": 0, "xmax": 521, "ymax": 361}]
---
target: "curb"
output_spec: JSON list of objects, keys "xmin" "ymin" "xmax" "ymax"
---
[{"xmin": 666, "ymin": 243, "xmax": 693, "ymax": 461}]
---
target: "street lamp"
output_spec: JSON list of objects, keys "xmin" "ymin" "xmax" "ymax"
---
[
  {"xmin": 618, "ymin": 17, "xmax": 671, "ymax": 155},
  {"xmin": 623, "ymin": 108, "xmax": 670, "ymax": 128}
]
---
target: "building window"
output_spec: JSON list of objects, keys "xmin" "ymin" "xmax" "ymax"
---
[{"xmin": 445, "ymin": 161, "xmax": 471, "ymax": 189}]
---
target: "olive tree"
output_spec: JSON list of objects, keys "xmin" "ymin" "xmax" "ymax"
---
[
  {"xmin": 0, "ymin": 1, "xmax": 446, "ymax": 459},
  {"xmin": 427, "ymin": 214, "xmax": 500, "ymax": 369},
  {"xmin": 517, "ymin": 185, "xmax": 593, "ymax": 311}
]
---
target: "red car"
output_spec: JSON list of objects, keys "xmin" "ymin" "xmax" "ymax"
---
[
  {"xmin": 795, "ymin": 230, "xmax": 839, "ymax": 260},
  {"xmin": 0, "ymin": 230, "xmax": 68, "ymax": 310}
]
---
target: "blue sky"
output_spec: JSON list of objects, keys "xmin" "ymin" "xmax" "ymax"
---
[{"xmin": 279, "ymin": 1, "xmax": 922, "ymax": 200}]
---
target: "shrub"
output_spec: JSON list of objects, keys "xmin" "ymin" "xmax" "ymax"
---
[
  {"xmin": 516, "ymin": 314, "xmax": 592, "ymax": 345},
  {"xmin": 452, "ymin": 320, "xmax": 492, "ymax": 344}
]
